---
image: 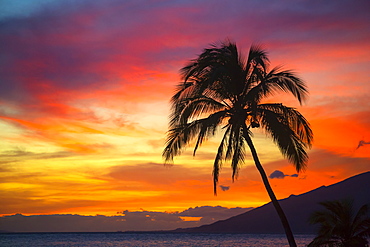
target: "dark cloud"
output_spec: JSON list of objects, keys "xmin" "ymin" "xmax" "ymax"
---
[
  {"xmin": 269, "ymin": 170, "xmax": 299, "ymax": 179},
  {"xmin": 265, "ymin": 149, "xmax": 370, "ymax": 183},
  {"xmin": 220, "ymin": 185, "xmax": 230, "ymax": 191},
  {"xmin": 0, "ymin": 206, "xmax": 253, "ymax": 232},
  {"xmin": 269, "ymin": 170, "xmax": 286, "ymax": 179},
  {"xmin": 356, "ymin": 140, "xmax": 370, "ymax": 150}
]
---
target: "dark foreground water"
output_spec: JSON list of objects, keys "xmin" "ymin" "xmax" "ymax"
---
[{"xmin": 0, "ymin": 232, "xmax": 314, "ymax": 247}]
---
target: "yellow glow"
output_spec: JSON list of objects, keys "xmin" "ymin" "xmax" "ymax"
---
[
  {"xmin": 179, "ymin": 216, "xmax": 202, "ymax": 222},
  {"xmin": 0, "ymin": 183, "xmax": 41, "ymax": 190}
]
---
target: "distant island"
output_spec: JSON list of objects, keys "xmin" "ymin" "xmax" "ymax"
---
[{"xmin": 172, "ymin": 171, "xmax": 370, "ymax": 234}]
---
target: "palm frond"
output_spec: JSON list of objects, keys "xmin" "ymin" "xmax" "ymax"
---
[
  {"xmin": 231, "ymin": 128, "xmax": 246, "ymax": 181},
  {"xmin": 172, "ymin": 77, "xmax": 230, "ymax": 107},
  {"xmin": 257, "ymin": 106, "xmax": 309, "ymax": 172},
  {"xmin": 162, "ymin": 124, "xmax": 193, "ymax": 162},
  {"xmin": 309, "ymin": 199, "xmax": 370, "ymax": 247},
  {"xmin": 192, "ymin": 110, "xmax": 228, "ymax": 155},
  {"xmin": 246, "ymin": 66, "xmax": 308, "ymax": 105},
  {"xmin": 179, "ymin": 42, "xmax": 246, "ymax": 104},
  {"xmin": 163, "ymin": 110, "xmax": 227, "ymax": 162},
  {"xmin": 243, "ymin": 45, "xmax": 269, "ymax": 94},
  {"xmin": 258, "ymin": 104, "xmax": 313, "ymax": 146},
  {"xmin": 246, "ymin": 44, "xmax": 269, "ymax": 72},
  {"xmin": 224, "ymin": 124, "xmax": 247, "ymax": 181},
  {"xmin": 213, "ymin": 125, "xmax": 231, "ymax": 195},
  {"xmin": 171, "ymin": 81, "xmax": 197, "ymax": 103},
  {"xmin": 265, "ymin": 67, "xmax": 308, "ymax": 104},
  {"xmin": 170, "ymin": 96, "xmax": 226, "ymax": 127},
  {"xmin": 225, "ymin": 123, "xmax": 238, "ymax": 160},
  {"xmin": 352, "ymin": 204, "xmax": 370, "ymax": 238}
]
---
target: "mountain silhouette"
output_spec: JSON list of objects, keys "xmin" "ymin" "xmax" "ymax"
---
[{"xmin": 173, "ymin": 171, "xmax": 370, "ymax": 234}]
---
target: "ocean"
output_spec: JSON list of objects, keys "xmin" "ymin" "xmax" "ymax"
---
[{"xmin": 0, "ymin": 232, "xmax": 314, "ymax": 246}]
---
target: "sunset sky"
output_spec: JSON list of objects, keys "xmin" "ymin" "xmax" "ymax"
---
[{"xmin": 1, "ymin": 0, "xmax": 369, "ymax": 224}]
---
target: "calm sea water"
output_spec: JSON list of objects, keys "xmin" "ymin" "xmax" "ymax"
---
[{"xmin": 0, "ymin": 232, "xmax": 314, "ymax": 246}]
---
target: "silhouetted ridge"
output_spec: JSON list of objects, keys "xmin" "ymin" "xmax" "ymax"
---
[{"xmin": 173, "ymin": 171, "xmax": 370, "ymax": 234}]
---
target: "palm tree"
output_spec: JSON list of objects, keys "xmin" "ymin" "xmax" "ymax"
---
[
  {"xmin": 308, "ymin": 199, "xmax": 370, "ymax": 247},
  {"xmin": 163, "ymin": 41, "xmax": 313, "ymax": 247}
]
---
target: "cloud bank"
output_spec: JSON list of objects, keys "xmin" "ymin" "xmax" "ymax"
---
[{"xmin": 0, "ymin": 206, "xmax": 252, "ymax": 232}]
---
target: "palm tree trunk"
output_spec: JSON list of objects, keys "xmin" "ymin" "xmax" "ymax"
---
[{"xmin": 243, "ymin": 129, "xmax": 297, "ymax": 247}]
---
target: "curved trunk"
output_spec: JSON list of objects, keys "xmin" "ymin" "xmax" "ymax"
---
[{"xmin": 243, "ymin": 129, "xmax": 297, "ymax": 247}]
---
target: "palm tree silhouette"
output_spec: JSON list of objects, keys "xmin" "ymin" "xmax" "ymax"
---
[
  {"xmin": 308, "ymin": 199, "xmax": 370, "ymax": 247},
  {"xmin": 163, "ymin": 41, "xmax": 313, "ymax": 247}
]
